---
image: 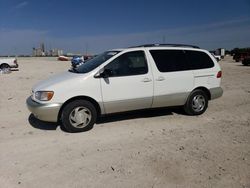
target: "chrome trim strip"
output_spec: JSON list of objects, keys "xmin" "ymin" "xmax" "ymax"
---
[{"xmin": 194, "ymin": 74, "xmax": 214, "ymax": 78}]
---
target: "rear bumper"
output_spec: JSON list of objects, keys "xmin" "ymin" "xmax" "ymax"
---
[
  {"xmin": 10, "ymin": 64, "xmax": 18, "ymax": 68},
  {"xmin": 26, "ymin": 96, "xmax": 62, "ymax": 122},
  {"xmin": 210, "ymin": 87, "xmax": 223, "ymax": 100}
]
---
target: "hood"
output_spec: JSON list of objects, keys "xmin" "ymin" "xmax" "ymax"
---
[{"xmin": 33, "ymin": 71, "xmax": 84, "ymax": 91}]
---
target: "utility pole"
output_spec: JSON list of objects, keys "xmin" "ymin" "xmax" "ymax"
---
[
  {"xmin": 162, "ymin": 35, "xmax": 166, "ymax": 43},
  {"xmin": 85, "ymin": 43, "xmax": 89, "ymax": 55}
]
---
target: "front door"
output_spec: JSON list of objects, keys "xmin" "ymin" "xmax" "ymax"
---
[{"xmin": 100, "ymin": 50, "xmax": 153, "ymax": 114}]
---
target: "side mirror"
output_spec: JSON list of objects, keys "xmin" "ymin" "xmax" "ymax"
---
[{"xmin": 94, "ymin": 69, "xmax": 112, "ymax": 78}]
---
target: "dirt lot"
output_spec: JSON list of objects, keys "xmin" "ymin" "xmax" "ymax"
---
[{"xmin": 0, "ymin": 56, "xmax": 249, "ymax": 188}]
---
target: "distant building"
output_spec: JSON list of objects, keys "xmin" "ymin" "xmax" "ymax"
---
[
  {"xmin": 32, "ymin": 43, "xmax": 45, "ymax": 56},
  {"xmin": 40, "ymin": 43, "xmax": 45, "ymax": 53},
  {"xmin": 49, "ymin": 49, "xmax": 64, "ymax": 56},
  {"xmin": 32, "ymin": 43, "xmax": 63, "ymax": 57},
  {"xmin": 32, "ymin": 47, "xmax": 45, "ymax": 56}
]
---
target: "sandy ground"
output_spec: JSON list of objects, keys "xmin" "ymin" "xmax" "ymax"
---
[{"xmin": 0, "ymin": 56, "xmax": 249, "ymax": 188}]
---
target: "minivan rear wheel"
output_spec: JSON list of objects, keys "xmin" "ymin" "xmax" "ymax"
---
[
  {"xmin": 184, "ymin": 90, "xmax": 208, "ymax": 115},
  {"xmin": 61, "ymin": 100, "xmax": 97, "ymax": 132}
]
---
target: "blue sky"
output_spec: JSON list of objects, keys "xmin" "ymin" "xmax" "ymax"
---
[{"xmin": 0, "ymin": 0, "xmax": 250, "ymax": 55}]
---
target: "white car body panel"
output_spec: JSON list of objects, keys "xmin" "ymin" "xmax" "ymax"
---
[
  {"xmin": 32, "ymin": 71, "xmax": 103, "ymax": 106},
  {"xmin": 100, "ymin": 73, "xmax": 154, "ymax": 114}
]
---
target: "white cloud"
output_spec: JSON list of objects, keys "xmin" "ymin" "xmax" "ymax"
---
[
  {"xmin": 14, "ymin": 1, "xmax": 28, "ymax": 9},
  {"xmin": 0, "ymin": 18, "xmax": 250, "ymax": 55},
  {"xmin": 52, "ymin": 18, "xmax": 250, "ymax": 53}
]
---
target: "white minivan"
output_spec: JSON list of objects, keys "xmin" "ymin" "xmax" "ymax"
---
[{"xmin": 26, "ymin": 44, "xmax": 223, "ymax": 132}]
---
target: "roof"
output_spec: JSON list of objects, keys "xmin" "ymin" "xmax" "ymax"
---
[
  {"xmin": 110, "ymin": 44, "xmax": 203, "ymax": 52},
  {"xmin": 129, "ymin": 44, "xmax": 200, "ymax": 49}
]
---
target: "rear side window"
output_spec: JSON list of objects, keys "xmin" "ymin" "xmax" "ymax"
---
[
  {"xmin": 150, "ymin": 50, "xmax": 188, "ymax": 72},
  {"xmin": 185, "ymin": 50, "xmax": 214, "ymax": 69}
]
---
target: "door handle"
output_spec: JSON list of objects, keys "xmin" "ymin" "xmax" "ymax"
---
[
  {"xmin": 142, "ymin": 78, "xmax": 152, "ymax": 82},
  {"xmin": 156, "ymin": 76, "xmax": 165, "ymax": 81}
]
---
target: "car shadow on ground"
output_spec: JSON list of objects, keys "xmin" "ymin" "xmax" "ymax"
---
[
  {"xmin": 237, "ymin": 64, "xmax": 250, "ymax": 67},
  {"xmin": 96, "ymin": 107, "xmax": 182, "ymax": 124},
  {"xmin": 28, "ymin": 114, "xmax": 59, "ymax": 131},
  {"xmin": 28, "ymin": 107, "xmax": 184, "ymax": 132}
]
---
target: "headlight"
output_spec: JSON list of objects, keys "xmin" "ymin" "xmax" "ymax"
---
[{"xmin": 34, "ymin": 91, "xmax": 54, "ymax": 101}]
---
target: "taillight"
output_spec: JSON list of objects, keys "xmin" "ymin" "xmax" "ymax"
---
[
  {"xmin": 217, "ymin": 71, "xmax": 222, "ymax": 78},
  {"xmin": 14, "ymin": 59, "xmax": 17, "ymax": 64}
]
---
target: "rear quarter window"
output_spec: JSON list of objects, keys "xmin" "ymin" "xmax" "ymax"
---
[{"xmin": 185, "ymin": 50, "xmax": 214, "ymax": 69}]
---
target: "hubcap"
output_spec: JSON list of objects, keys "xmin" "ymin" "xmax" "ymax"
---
[
  {"xmin": 192, "ymin": 95, "xmax": 205, "ymax": 112},
  {"xmin": 69, "ymin": 107, "xmax": 92, "ymax": 128}
]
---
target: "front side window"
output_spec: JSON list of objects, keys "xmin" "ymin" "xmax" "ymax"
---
[{"xmin": 105, "ymin": 51, "xmax": 148, "ymax": 77}]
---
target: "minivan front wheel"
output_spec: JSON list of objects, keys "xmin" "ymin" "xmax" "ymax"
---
[
  {"xmin": 61, "ymin": 100, "xmax": 97, "ymax": 132},
  {"xmin": 184, "ymin": 90, "xmax": 208, "ymax": 115}
]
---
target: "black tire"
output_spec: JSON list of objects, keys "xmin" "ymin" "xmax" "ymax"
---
[
  {"xmin": 61, "ymin": 100, "xmax": 97, "ymax": 132},
  {"xmin": 184, "ymin": 89, "xmax": 208, "ymax": 116},
  {"xmin": 242, "ymin": 61, "xmax": 249, "ymax": 66},
  {"xmin": 0, "ymin": 63, "xmax": 10, "ymax": 69}
]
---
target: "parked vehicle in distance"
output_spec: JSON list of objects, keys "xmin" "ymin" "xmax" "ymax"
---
[
  {"xmin": 58, "ymin": 56, "xmax": 69, "ymax": 61},
  {"xmin": 233, "ymin": 52, "xmax": 249, "ymax": 62},
  {"xmin": 211, "ymin": 53, "xmax": 221, "ymax": 61},
  {"xmin": 214, "ymin": 55, "xmax": 221, "ymax": 61},
  {"xmin": 242, "ymin": 56, "xmax": 250, "ymax": 66},
  {"xmin": 26, "ymin": 44, "xmax": 223, "ymax": 132},
  {"xmin": 71, "ymin": 56, "xmax": 84, "ymax": 68},
  {"xmin": 216, "ymin": 48, "xmax": 225, "ymax": 59},
  {"xmin": 0, "ymin": 58, "xmax": 18, "ymax": 69}
]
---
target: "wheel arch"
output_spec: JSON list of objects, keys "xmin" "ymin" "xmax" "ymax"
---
[
  {"xmin": 0, "ymin": 63, "xmax": 10, "ymax": 68},
  {"xmin": 57, "ymin": 96, "xmax": 101, "ymax": 122},
  {"xmin": 192, "ymin": 87, "xmax": 211, "ymax": 100}
]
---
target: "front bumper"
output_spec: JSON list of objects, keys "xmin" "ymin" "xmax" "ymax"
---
[
  {"xmin": 26, "ymin": 96, "xmax": 62, "ymax": 122},
  {"xmin": 210, "ymin": 87, "xmax": 223, "ymax": 100}
]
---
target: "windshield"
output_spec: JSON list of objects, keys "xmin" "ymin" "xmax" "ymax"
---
[{"xmin": 71, "ymin": 51, "xmax": 120, "ymax": 73}]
